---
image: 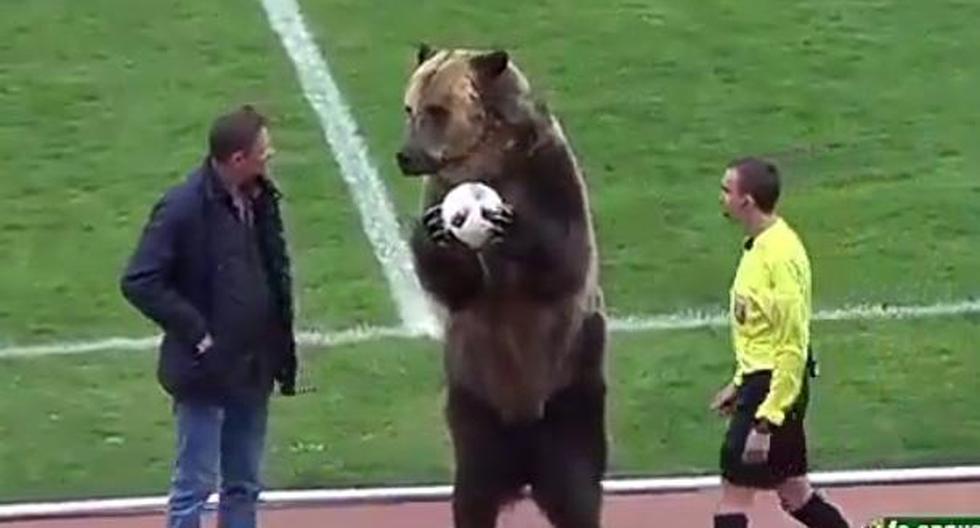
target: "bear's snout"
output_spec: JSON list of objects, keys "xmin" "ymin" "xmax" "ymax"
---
[{"xmin": 396, "ymin": 149, "xmax": 438, "ymax": 176}]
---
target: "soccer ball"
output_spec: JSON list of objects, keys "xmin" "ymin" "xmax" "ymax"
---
[{"xmin": 440, "ymin": 182, "xmax": 505, "ymax": 249}]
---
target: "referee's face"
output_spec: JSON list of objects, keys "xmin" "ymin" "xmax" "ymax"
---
[{"xmin": 720, "ymin": 168, "xmax": 746, "ymax": 221}]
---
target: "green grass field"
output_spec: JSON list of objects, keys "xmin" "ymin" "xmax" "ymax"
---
[
  {"xmin": 3, "ymin": 316, "xmax": 979, "ymax": 501},
  {"xmin": 0, "ymin": 0, "xmax": 978, "ymax": 502}
]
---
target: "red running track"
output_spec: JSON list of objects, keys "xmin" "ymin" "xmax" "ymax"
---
[{"xmin": 4, "ymin": 481, "xmax": 978, "ymax": 527}]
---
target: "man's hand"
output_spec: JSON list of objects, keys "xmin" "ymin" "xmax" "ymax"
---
[
  {"xmin": 710, "ymin": 382, "xmax": 737, "ymax": 417},
  {"xmin": 741, "ymin": 427, "xmax": 771, "ymax": 464}
]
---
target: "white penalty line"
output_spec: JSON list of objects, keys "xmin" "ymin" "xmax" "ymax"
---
[
  {"xmin": 0, "ymin": 299, "xmax": 976, "ymax": 359},
  {"xmin": 1, "ymin": 465, "xmax": 979, "ymax": 521},
  {"xmin": 259, "ymin": 0, "xmax": 439, "ymax": 336}
]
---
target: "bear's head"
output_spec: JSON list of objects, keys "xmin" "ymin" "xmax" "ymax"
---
[{"xmin": 395, "ymin": 44, "xmax": 545, "ymax": 181}]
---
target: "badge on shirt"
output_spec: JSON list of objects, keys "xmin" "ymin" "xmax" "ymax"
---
[{"xmin": 734, "ymin": 295, "xmax": 748, "ymax": 325}]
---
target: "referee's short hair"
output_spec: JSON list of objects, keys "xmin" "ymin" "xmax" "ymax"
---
[{"xmin": 727, "ymin": 157, "xmax": 780, "ymax": 213}]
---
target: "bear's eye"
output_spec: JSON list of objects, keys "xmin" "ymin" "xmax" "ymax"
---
[{"xmin": 404, "ymin": 105, "xmax": 413, "ymax": 116}]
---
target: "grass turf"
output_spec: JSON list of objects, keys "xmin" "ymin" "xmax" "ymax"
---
[
  {"xmin": 0, "ymin": 0, "xmax": 398, "ymax": 345},
  {"xmin": 1, "ymin": 315, "xmax": 977, "ymax": 501},
  {"xmin": 0, "ymin": 0, "xmax": 978, "ymax": 503}
]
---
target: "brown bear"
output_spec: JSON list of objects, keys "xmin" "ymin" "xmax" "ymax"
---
[{"xmin": 396, "ymin": 44, "xmax": 608, "ymax": 528}]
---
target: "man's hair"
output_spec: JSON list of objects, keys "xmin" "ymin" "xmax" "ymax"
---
[
  {"xmin": 208, "ymin": 104, "xmax": 267, "ymax": 162},
  {"xmin": 727, "ymin": 156, "xmax": 780, "ymax": 213}
]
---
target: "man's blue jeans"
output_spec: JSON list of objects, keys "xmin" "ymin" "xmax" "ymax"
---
[{"xmin": 166, "ymin": 398, "xmax": 268, "ymax": 528}]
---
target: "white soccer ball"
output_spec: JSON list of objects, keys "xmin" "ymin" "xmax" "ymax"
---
[{"xmin": 440, "ymin": 182, "xmax": 505, "ymax": 249}]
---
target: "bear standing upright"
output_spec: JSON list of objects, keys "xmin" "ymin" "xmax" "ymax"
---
[{"xmin": 396, "ymin": 44, "xmax": 608, "ymax": 528}]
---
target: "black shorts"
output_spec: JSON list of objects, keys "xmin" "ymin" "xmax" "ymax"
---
[{"xmin": 720, "ymin": 370, "xmax": 810, "ymax": 489}]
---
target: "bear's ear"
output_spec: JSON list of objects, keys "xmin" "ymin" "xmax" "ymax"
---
[
  {"xmin": 470, "ymin": 50, "xmax": 509, "ymax": 78},
  {"xmin": 417, "ymin": 42, "xmax": 436, "ymax": 65}
]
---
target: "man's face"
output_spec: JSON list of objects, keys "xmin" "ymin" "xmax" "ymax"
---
[
  {"xmin": 720, "ymin": 167, "xmax": 749, "ymax": 221},
  {"xmin": 229, "ymin": 127, "xmax": 275, "ymax": 184}
]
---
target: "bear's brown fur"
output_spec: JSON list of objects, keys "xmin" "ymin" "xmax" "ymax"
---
[{"xmin": 397, "ymin": 44, "xmax": 607, "ymax": 528}]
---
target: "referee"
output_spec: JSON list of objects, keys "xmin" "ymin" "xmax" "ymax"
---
[{"xmin": 711, "ymin": 157, "xmax": 850, "ymax": 528}]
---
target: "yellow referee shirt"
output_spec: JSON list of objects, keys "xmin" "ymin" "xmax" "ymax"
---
[{"xmin": 729, "ymin": 217, "xmax": 811, "ymax": 426}]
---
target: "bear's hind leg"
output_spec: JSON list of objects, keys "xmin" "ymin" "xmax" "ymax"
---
[
  {"xmin": 448, "ymin": 387, "xmax": 526, "ymax": 528},
  {"xmin": 530, "ymin": 382, "xmax": 606, "ymax": 528},
  {"xmin": 531, "ymin": 463, "xmax": 601, "ymax": 528},
  {"xmin": 452, "ymin": 477, "xmax": 514, "ymax": 528}
]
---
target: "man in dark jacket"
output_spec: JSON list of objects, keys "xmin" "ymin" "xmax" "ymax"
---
[{"xmin": 120, "ymin": 104, "xmax": 297, "ymax": 528}]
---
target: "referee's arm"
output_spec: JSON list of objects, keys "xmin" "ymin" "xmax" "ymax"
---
[{"xmin": 755, "ymin": 259, "xmax": 808, "ymax": 427}]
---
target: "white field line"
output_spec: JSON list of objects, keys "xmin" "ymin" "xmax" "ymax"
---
[
  {"xmin": 1, "ymin": 465, "xmax": 978, "ymax": 520},
  {"xmin": 0, "ymin": 299, "xmax": 976, "ymax": 359},
  {"xmin": 609, "ymin": 297, "xmax": 980, "ymax": 332},
  {"xmin": 0, "ymin": 326, "xmax": 424, "ymax": 359},
  {"xmin": 258, "ymin": 0, "xmax": 439, "ymax": 336}
]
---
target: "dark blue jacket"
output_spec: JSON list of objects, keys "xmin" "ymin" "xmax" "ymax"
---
[{"xmin": 120, "ymin": 160, "xmax": 297, "ymax": 400}]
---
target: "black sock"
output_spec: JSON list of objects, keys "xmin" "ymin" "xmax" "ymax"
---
[
  {"xmin": 790, "ymin": 493, "xmax": 849, "ymax": 528},
  {"xmin": 714, "ymin": 513, "xmax": 748, "ymax": 528}
]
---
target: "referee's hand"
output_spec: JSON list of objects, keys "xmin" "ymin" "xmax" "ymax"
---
[{"xmin": 710, "ymin": 382, "xmax": 737, "ymax": 417}]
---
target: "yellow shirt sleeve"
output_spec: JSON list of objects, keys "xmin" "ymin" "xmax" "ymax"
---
[{"xmin": 754, "ymin": 258, "xmax": 807, "ymax": 426}]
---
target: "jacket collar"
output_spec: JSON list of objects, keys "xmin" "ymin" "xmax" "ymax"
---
[{"xmin": 199, "ymin": 156, "xmax": 282, "ymax": 203}]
